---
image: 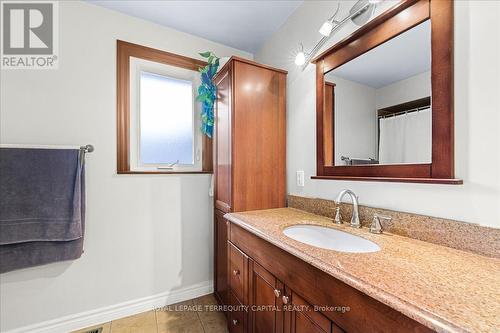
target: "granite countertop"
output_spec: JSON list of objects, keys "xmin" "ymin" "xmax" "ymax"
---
[{"xmin": 225, "ymin": 208, "xmax": 500, "ymax": 333}]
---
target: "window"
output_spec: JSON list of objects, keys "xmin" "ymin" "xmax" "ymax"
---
[
  {"xmin": 139, "ymin": 72, "xmax": 194, "ymax": 165},
  {"xmin": 129, "ymin": 57, "xmax": 201, "ymax": 171},
  {"xmin": 117, "ymin": 41, "xmax": 212, "ymax": 173}
]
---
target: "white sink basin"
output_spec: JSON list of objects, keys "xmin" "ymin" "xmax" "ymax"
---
[{"xmin": 283, "ymin": 225, "xmax": 380, "ymax": 253}]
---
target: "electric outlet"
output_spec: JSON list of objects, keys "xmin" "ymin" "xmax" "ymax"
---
[{"xmin": 296, "ymin": 170, "xmax": 305, "ymax": 187}]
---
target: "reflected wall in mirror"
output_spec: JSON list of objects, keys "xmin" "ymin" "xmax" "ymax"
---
[{"xmin": 323, "ymin": 20, "xmax": 432, "ymax": 167}]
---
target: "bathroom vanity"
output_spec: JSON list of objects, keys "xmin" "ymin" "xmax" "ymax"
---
[
  {"xmin": 220, "ymin": 208, "xmax": 500, "ymax": 333},
  {"xmin": 224, "ymin": 220, "xmax": 431, "ymax": 333}
]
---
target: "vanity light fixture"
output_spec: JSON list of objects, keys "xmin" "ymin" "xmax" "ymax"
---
[
  {"xmin": 318, "ymin": 4, "xmax": 341, "ymax": 37},
  {"xmin": 295, "ymin": 0, "xmax": 381, "ymax": 70},
  {"xmin": 318, "ymin": 20, "xmax": 334, "ymax": 37}
]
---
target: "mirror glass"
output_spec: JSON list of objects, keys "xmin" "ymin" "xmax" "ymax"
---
[{"xmin": 323, "ymin": 20, "xmax": 431, "ymax": 166}]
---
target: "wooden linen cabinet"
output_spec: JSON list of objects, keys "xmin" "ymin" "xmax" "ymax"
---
[{"xmin": 212, "ymin": 57, "xmax": 287, "ymax": 310}]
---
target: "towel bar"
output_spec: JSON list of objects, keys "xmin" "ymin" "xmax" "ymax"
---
[{"xmin": 0, "ymin": 144, "xmax": 95, "ymax": 153}]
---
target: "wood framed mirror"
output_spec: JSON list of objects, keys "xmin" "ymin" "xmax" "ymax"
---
[{"xmin": 313, "ymin": 0, "xmax": 462, "ymax": 184}]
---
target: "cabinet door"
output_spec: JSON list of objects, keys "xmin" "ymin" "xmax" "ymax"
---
[
  {"xmin": 248, "ymin": 260, "xmax": 284, "ymax": 333},
  {"xmin": 284, "ymin": 291, "xmax": 340, "ymax": 333},
  {"xmin": 214, "ymin": 210, "xmax": 229, "ymax": 305},
  {"xmin": 215, "ymin": 67, "xmax": 232, "ymax": 213},
  {"xmin": 232, "ymin": 61, "xmax": 286, "ymax": 212}
]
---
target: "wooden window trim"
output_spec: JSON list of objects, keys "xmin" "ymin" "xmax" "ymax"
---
[
  {"xmin": 313, "ymin": 0, "xmax": 462, "ymax": 184},
  {"xmin": 116, "ymin": 40, "xmax": 213, "ymax": 174}
]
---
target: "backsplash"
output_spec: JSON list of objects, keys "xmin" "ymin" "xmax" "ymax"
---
[{"xmin": 288, "ymin": 195, "xmax": 500, "ymax": 258}]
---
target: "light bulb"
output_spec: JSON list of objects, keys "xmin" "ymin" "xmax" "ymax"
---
[
  {"xmin": 369, "ymin": 0, "xmax": 381, "ymax": 3},
  {"xmin": 295, "ymin": 51, "xmax": 306, "ymax": 66},
  {"xmin": 319, "ymin": 20, "xmax": 334, "ymax": 37}
]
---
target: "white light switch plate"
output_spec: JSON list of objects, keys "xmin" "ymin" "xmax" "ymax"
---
[{"xmin": 296, "ymin": 170, "xmax": 305, "ymax": 187}]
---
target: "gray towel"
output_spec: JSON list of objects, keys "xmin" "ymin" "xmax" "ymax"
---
[
  {"xmin": 0, "ymin": 148, "xmax": 84, "ymax": 244},
  {"xmin": 0, "ymin": 148, "xmax": 85, "ymax": 273},
  {"xmin": 0, "ymin": 238, "xmax": 84, "ymax": 273}
]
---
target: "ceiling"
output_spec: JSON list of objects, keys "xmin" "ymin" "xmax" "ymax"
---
[
  {"xmin": 87, "ymin": 0, "xmax": 303, "ymax": 54},
  {"xmin": 327, "ymin": 20, "xmax": 431, "ymax": 89}
]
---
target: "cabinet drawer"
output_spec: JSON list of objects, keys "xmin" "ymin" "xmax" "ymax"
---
[
  {"xmin": 229, "ymin": 291, "xmax": 247, "ymax": 333},
  {"xmin": 228, "ymin": 241, "xmax": 249, "ymax": 304}
]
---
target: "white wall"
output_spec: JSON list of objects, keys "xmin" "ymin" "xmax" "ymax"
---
[
  {"xmin": 376, "ymin": 71, "xmax": 431, "ymax": 109},
  {"xmin": 0, "ymin": 1, "xmax": 251, "ymax": 331},
  {"xmin": 256, "ymin": 0, "xmax": 500, "ymax": 228},
  {"xmin": 324, "ymin": 74, "xmax": 377, "ymax": 165}
]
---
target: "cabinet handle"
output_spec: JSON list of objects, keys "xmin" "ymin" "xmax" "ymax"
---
[
  {"xmin": 232, "ymin": 319, "xmax": 239, "ymax": 325},
  {"xmin": 232, "ymin": 269, "xmax": 240, "ymax": 276},
  {"xmin": 274, "ymin": 289, "xmax": 281, "ymax": 298},
  {"xmin": 282, "ymin": 295, "xmax": 289, "ymax": 304}
]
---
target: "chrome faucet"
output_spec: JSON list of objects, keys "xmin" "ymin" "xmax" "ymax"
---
[{"xmin": 335, "ymin": 189, "xmax": 361, "ymax": 228}]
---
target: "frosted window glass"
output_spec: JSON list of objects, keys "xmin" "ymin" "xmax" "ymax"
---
[{"xmin": 139, "ymin": 71, "xmax": 194, "ymax": 165}]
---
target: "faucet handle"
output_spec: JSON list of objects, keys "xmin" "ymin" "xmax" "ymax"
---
[
  {"xmin": 327, "ymin": 206, "xmax": 343, "ymax": 224},
  {"xmin": 369, "ymin": 214, "xmax": 391, "ymax": 234},
  {"xmin": 334, "ymin": 207, "xmax": 343, "ymax": 224}
]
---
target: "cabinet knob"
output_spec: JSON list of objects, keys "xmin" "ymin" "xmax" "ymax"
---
[
  {"xmin": 282, "ymin": 295, "xmax": 289, "ymax": 304},
  {"xmin": 274, "ymin": 289, "xmax": 281, "ymax": 298},
  {"xmin": 232, "ymin": 319, "xmax": 239, "ymax": 326},
  {"xmin": 232, "ymin": 269, "xmax": 240, "ymax": 276}
]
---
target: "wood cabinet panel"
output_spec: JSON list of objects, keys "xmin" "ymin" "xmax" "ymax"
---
[
  {"xmin": 293, "ymin": 311, "xmax": 328, "ymax": 333},
  {"xmin": 285, "ymin": 291, "xmax": 334, "ymax": 333},
  {"xmin": 214, "ymin": 210, "xmax": 229, "ymax": 305},
  {"xmin": 332, "ymin": 323, "xmax": 346, "ymax": 333},
  {"xmin": 215, "ymin": 67, "xmax": 232, "ymax": 213},
  {"xmin": 232, "ymin": 60, "xmax": 286, "ymax": 212},
  {"xmin": 248, "ymin": 260, "xmax": 284, "ymax": 333}
]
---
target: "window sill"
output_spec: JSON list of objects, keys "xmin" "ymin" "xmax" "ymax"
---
[{"xmin": 117, "ymin": 171, "xmax": 213, "ymax": 175}]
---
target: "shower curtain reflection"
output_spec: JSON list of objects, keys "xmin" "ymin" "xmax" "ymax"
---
[{"xmin": 378, "ymin": 108, "xmax": 432, "ymax": 164}]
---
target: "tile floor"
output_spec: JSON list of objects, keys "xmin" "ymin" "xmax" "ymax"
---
[{"xmin": 72, "ymin": 294, "xmax": 228, "ymax": 333}]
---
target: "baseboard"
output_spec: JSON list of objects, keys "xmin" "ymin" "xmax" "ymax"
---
[{"xmin": 4, "ymin": 280, "xmax": 213, "ymax": 333}]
